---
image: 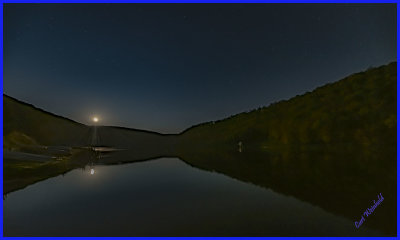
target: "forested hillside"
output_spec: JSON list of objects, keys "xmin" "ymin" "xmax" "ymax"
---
[{"xmin": 179, "ymin": 62, "xmax": 396, "ymax": 150}]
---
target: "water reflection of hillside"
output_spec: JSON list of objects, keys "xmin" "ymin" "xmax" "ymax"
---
[
  {"xmin": 177, "ymin": 145, "xmax": 396, "ymax": 236},
  {"xmin": 4, "ymin": 134, "xmax": 395, "ymax": 236}
]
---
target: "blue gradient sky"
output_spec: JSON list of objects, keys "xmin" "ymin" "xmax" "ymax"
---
[{"xmin": 4, "ymin": 4, "xmax": 396, "ymax": 133}]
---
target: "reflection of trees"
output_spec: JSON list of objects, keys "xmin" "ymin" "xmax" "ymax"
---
[{"xmin": 178, "ymin": 145, "xmax": 396, "ymax": 236}]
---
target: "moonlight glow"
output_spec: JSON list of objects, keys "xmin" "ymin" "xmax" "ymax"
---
[{"xmin": 93, "ymin": 117, "xmax": 99, "ymax": 123}]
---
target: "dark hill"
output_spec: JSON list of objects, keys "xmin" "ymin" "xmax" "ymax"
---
[
  {"xmin": 3, "ymin": 94, "xmax": 176, "ymax": 154},
  {"xmin": 179, "ymin": 62, "xmax": 396, "ymax": 150},
  {"xmin": 4, "ymin": 95, "xmax": 90, "ymax": 147}
]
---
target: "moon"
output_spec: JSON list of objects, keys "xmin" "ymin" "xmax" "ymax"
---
[{"xmin": 93, "ymin": 117, "xmax": 98, "ymax": 122}]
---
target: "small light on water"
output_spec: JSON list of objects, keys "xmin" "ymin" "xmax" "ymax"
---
[{"xmin": 90, "ymin": 169, "xmax": 95, "ymax": 175}]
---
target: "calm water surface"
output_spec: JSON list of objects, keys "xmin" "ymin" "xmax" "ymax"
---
[{"xmin": 4, "ymin": 157, "xmax": 381, "ymax": 236}]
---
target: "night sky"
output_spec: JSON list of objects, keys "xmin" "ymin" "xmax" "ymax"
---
[{"xmin": 4, "ymin": 4, "xmax": 396, "ymax": 133}]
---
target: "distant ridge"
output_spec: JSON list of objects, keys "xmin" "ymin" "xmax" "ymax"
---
[
  {"xmin": 105, "ymin": 125, "xmax": 176, "ymax": 136},
  {"xmin": 3, "ymin": 94, "xmax": 177, "ymax": 148},
  {"xmin": 3, "ymin": 94, "xmax": 175, "ymax": 136}
]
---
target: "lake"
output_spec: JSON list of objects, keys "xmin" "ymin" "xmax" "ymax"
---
[{"xmin": 3, "ymin": 157, "xmax": 383, "ymax": 236}]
